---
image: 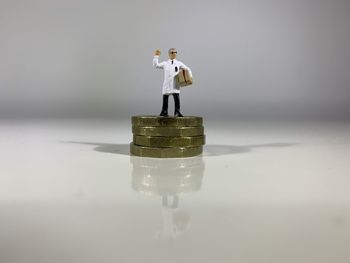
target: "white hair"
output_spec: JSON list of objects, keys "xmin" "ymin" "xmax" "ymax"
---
[{"xmin": 168, "ymin": 48, "xmax": 177, "ymax": 54}]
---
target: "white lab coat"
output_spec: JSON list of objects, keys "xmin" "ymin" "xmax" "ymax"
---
[{"xmin": 153, "ymin": 55, "xmax": 193, "ymax": 95}]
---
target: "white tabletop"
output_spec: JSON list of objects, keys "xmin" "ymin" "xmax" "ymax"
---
[{"xmin": 1, "ymin": 119, "xmax": 349, "ymax": 263}]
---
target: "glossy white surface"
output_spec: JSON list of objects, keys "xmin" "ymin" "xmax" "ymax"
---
[{"xmin": 1, "ymin": 119, "xmax": 350, "ymax": 263}]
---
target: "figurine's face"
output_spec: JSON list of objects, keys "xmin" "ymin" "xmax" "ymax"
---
[{"xmin": 168, "ymin": 50, "xmax": 177, "ymax": 60}]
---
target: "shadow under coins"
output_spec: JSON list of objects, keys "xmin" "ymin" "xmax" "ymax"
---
[{"xmin": 61, "ymin": 141, "xmax": 298, "ymax": 157}]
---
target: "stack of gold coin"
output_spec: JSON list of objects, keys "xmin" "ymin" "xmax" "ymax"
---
[{"xmin": 130, "ymin": 116, "xmax": 205, "ymax": 158}]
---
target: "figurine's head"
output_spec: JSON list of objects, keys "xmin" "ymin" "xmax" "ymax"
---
[{"xmin": 168, "ymin": 48, "xmax": 177, "ymax": 60}]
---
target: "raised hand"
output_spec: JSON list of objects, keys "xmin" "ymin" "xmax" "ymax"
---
[{"xmin": 155, "ymin": 49, "xmax": 161, "ymax": 56}]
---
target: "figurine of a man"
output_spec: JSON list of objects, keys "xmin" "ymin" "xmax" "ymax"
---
[{"xmin": 153, "ymin": 48, "xmax": 193, "ymax": 117}]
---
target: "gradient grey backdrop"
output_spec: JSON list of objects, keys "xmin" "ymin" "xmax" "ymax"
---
[{"xmin": 1, "ymin": 0, "xmax": 349, "ymax": 120}]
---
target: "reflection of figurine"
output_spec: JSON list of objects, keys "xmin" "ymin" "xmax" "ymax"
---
[
  {"xmin": 153, "ymin": 48, "xmax": 193, "ymax": 117},
  {"xmin": 131, "ymin": 157, "xmax": 204, "ymax": 239},
  {"xmin": 160, "ymin": 196, "xmax": 191, "ymax": 239}
]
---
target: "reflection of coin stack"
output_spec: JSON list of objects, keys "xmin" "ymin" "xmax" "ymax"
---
[
  {"xmin": 131, "ymin": 157, "xmax": 205, "ymax": 196},
  {"xmin": 130, "ymin": 116, "xmax": 205, "ymax": 158}
]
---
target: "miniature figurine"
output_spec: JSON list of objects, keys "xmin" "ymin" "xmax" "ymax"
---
[{"xmin": 153, "ymin": 48, "xmax": 193, "ymax": 117}]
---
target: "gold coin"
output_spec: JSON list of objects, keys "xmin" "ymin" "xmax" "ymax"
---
[
  {"xmin": 130, "ymin": 143, "xmax": 202, "ymax": 158},
  {"xmin": 132, "ymin": 115, "xmax": 203, "ymax": 127},
  {"xmin": 132, "ymin": 126, "xmax": 204, "ymax": 137},
  {"xmin": 133, "ymin": 135, "xmax": 205, "ymax": 147}
]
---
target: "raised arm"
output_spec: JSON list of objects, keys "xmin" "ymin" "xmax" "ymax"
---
[{"xmin": 153, "ymin": 49, "xmax": 164, "ymax": 69}]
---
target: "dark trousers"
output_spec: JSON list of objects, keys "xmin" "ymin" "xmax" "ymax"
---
[{"xmin": 161, "ymin": 93, "xmax": 181, "ymax": 114}]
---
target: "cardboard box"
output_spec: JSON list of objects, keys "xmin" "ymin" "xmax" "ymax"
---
[{"xmin": 175, "ymin": 69, "xmax": 193, "ymax": 87}]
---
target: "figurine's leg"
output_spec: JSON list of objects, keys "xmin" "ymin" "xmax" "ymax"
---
[
  {"xmin": 173, "ymin": 94, "xmax": 183, "ymax": 117},
  {"xmin": 159, "ymin": 95, "xmax": 169, "ymax": 117},
  {"xmin": 162, "ymin": 195, "xmax": 179, "ymax": 208}
]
